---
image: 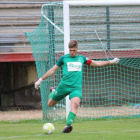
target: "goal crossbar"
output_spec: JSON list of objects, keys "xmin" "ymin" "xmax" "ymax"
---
[{"xmin": 66, "ymin": 0, "xmax": 140, "ymax": 6}]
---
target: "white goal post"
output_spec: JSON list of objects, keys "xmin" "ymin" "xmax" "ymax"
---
[{"xmin": 63, "ymin": 0, "xmax": 140, "ymax": 118}]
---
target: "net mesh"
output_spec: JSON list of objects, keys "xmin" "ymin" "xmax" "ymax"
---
[{"xmin": 26, "ymin": 3, "xmax": 140, "ymax": 121}]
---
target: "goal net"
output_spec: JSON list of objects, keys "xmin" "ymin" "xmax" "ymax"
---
[{"xmin": 26, "ymin": 1, "xmax": 140, "ymax": 121}]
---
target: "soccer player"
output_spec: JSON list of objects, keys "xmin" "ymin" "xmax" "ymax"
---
[{"xmin": 35, "ymin": 40, "xmax": 119, "ymax": 133}]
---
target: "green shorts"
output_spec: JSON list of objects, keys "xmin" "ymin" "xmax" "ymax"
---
[{"xmin": 51, "ymin": 85, "xmax": 82, "ymax": 101}]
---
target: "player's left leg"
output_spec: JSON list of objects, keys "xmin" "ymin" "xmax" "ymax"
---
[
  {"xmin": 71, "ymin": 97, "xmax": 80, "ymax": 114},
  {"xmin": 62, "ymin": 97, "xmax": 80, "ymax": 133}
]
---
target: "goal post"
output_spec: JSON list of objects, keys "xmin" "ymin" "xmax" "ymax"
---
[
  {"xmin": 26, "ymin": 0, "xmax": 140, "ymax": 121},
  {"xmin": 63, "ymin": 1, "xmax": 71, "ymax": 119}
]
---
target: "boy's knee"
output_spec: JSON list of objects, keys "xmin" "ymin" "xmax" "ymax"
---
[{"xmin": 72, "ymin": 102, "xmax": 79, "ymax": 109}]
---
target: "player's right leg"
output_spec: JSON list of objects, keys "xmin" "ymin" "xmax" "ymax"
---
[
  {"xmin": 48, "ymin": 98, "xmax": 58, "ymax": 107},
  {"xmin": 48, "ymin": 87, "xmax": 58, "ymax": 106},
  {"xmin": 48, "ymin": 86, "xmax": 68, "ymax": 107}
]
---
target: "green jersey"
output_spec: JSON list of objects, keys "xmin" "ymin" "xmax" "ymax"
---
[{"xmin": 56, "ymin": 54, "xmax": 89, "ymax": 89}]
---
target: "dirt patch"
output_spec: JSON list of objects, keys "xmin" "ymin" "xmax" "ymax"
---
[
  {"xmin": 0, "ymin": 106, "xmax": 140, "ymax": 121},
  {"xmin": 0, "ymin": 110, "xmax": 43, "ymax": 121},
  {"xmin": 77, "ymin": 106, "xmax": 140, "ymax": 118}
]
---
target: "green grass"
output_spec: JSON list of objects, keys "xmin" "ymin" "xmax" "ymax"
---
[{"xmin": 0, "ymin": 118, "xmax": 140, "ymax": 140}]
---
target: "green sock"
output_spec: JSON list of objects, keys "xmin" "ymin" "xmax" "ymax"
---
[
  {"xmin": 48, "ymin": 91, "xmax": 55, "ymax": 99},
  {"xmin": 66, "ymin": 111, "xmax": 76, "ymax": 125}
]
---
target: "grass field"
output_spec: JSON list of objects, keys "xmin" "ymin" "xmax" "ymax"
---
[{"xmin": 0, "ymin": 118, "xmax": 140, "ymax": 140}]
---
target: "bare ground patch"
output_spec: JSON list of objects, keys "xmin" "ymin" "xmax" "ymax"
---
[
  {"xmin": 0, "ymin": 110, "xmax": 43, "ymax": 121},
  {"xmin": 0, "ymin": 106, "xmax": 140, "ymax": 121}
]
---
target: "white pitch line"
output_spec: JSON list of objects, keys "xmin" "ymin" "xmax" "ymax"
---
[
  {"xmin": 0, "ymin": 134, "xmax": 43, "ymax": 139},
  {"xmin": 73, "ymin": 129, "xmax": 140, "ymax": 134},
  {"xmin": 1, "ymin": 129, "xmax": 140, "ymax": 139},
  {"xmin": 72, "ymin": 131, "xmax": 112, "ymax": 134},
  {"xmin": 122, "ymin": 129, "xmax": 140, "ymax": 132}
]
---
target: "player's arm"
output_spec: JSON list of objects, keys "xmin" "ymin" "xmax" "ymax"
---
[
  {"xmin": 90, "ymin": 60, "xmax": 110, "ymax": 67},
  {"xmin": 42, "ymin": 65, "xmax": 60, "ymax": 80},
  {"xmin": 87, "ymin": 58, "xmax": 120, "ymax": 67},
  {"xmin": 35, "ymin": 65, "xmax": 60, "ymax": 89}
]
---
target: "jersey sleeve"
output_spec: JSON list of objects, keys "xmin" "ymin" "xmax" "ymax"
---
[
  {"xmin": 56, "ymin": 56, "xmax": 64, "ymax": 67},
  {"xmin": 83, "ymin": 56, "xmax": 92, "ymax": 65}
]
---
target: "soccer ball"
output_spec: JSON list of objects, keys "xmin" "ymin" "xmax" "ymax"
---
[{"xmin": 43, "ymin": 123, "xmax": 55, "ymax": 134}]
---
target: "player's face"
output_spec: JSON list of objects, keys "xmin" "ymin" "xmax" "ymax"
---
[{"xmin": 69, "ymin": 47, "xmax": 78, "ymax": 57}]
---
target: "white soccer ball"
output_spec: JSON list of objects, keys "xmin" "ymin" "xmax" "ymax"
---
[{"xmin": 43, "ymin": 123, "xmax": 55, "ymax": 134}]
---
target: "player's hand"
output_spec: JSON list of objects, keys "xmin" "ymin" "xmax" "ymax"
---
[
  {"xmin": 35, "ymin": 78, "xmax": 43, "ymax": 89},
  {"xmin": 110, "ymin": 58, "xmax": 120, "ymax": 64}
]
